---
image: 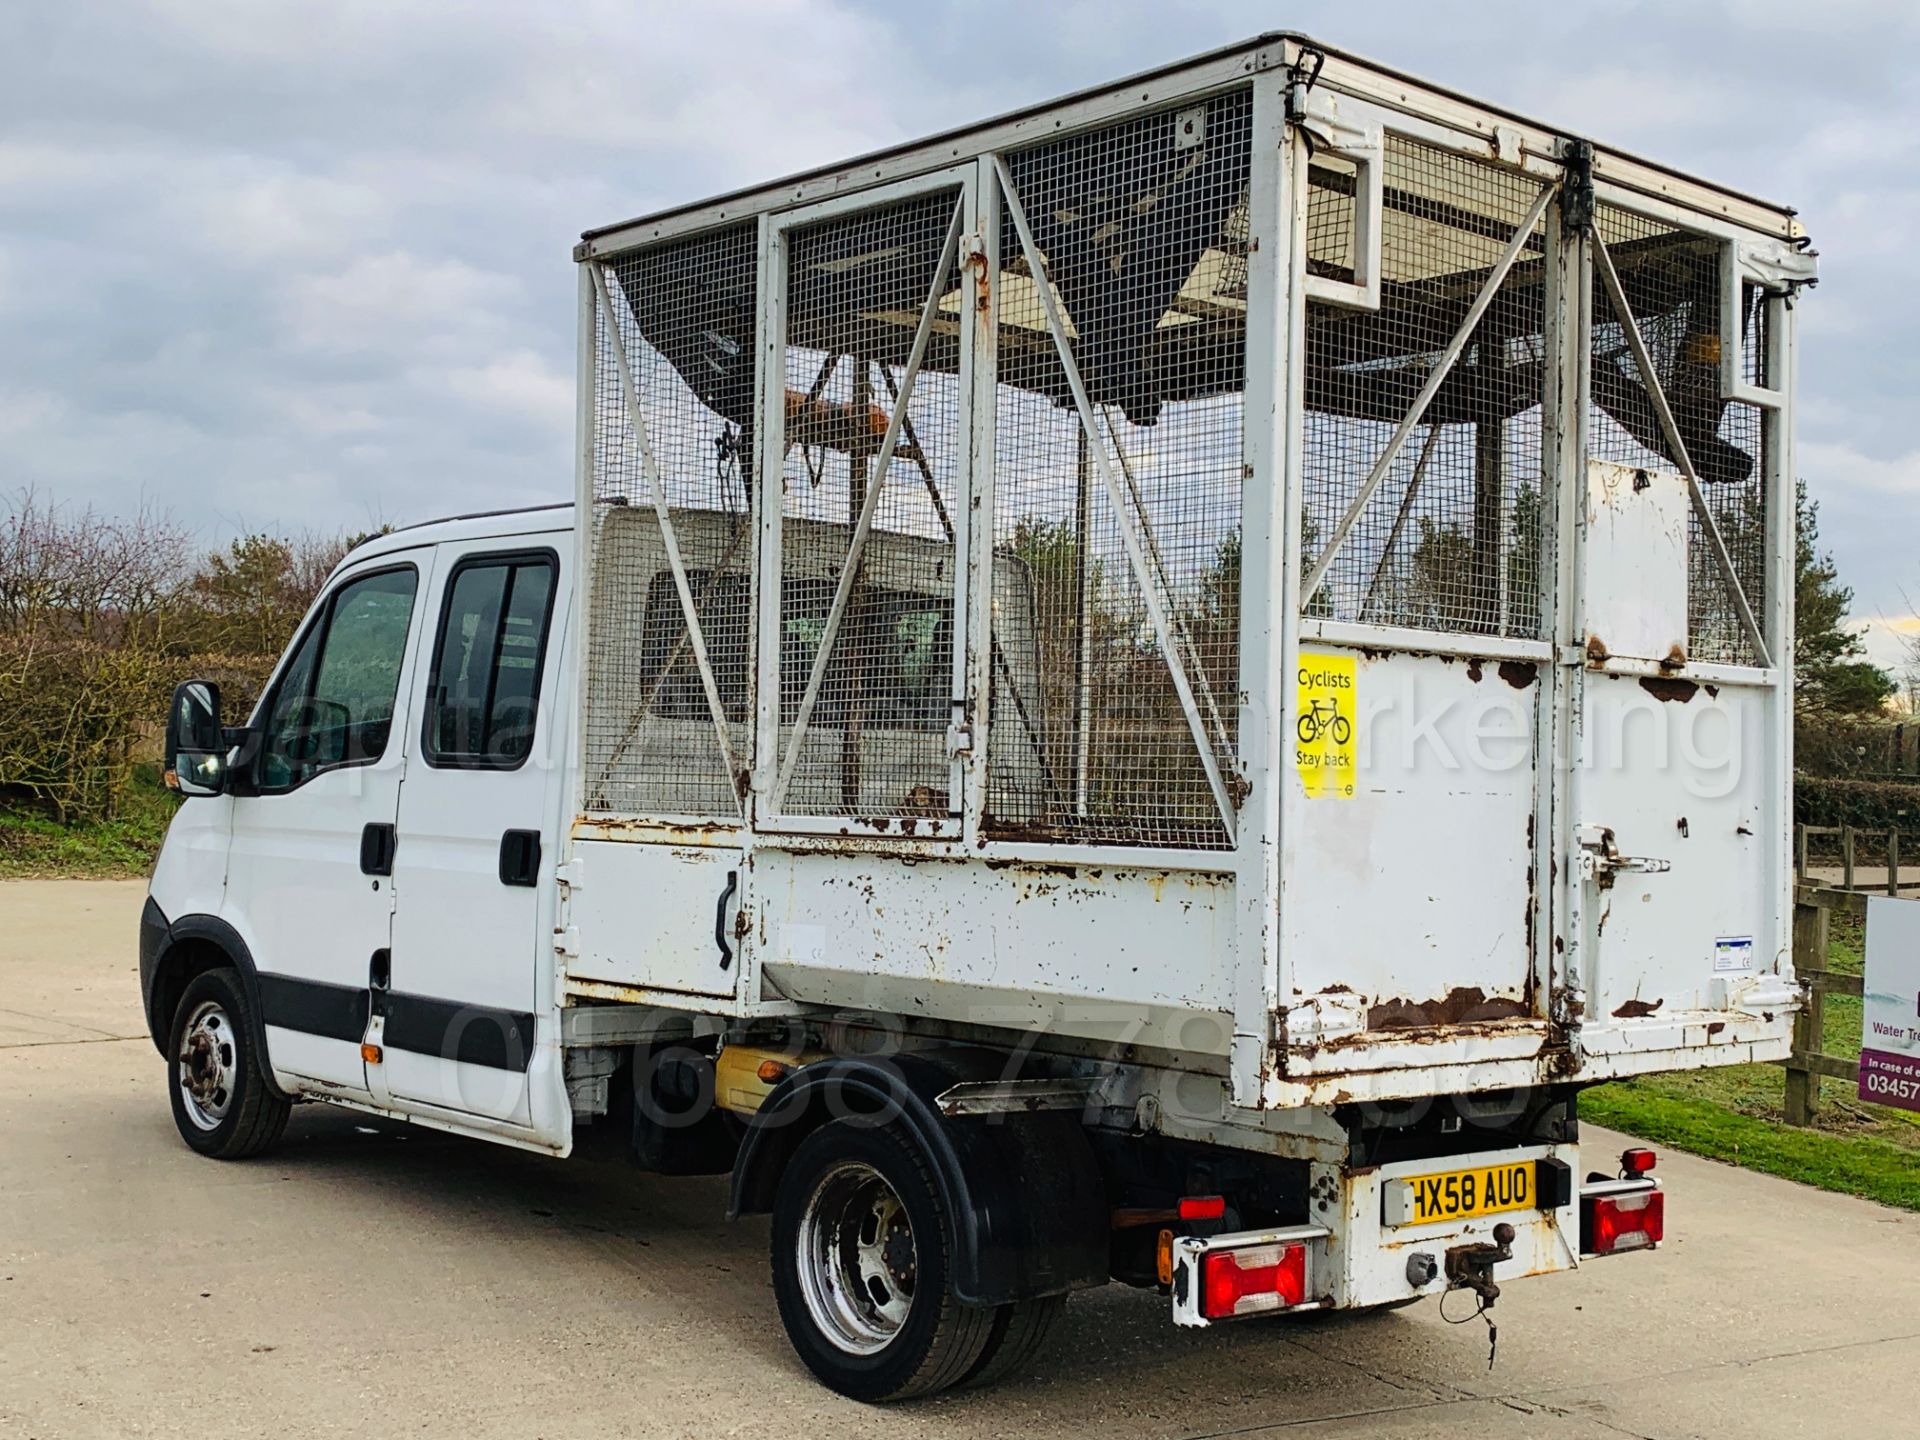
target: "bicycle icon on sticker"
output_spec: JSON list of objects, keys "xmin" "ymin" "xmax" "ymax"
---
[{"xmin": 1296, "ymin": 697, "xmax": 1352, "ymax": 747}]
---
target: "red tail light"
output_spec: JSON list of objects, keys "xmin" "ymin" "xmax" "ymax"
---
[
  {"xmin": 1584, "ymin": 1187, "xmax": 1664, "ymax": 1256},
  {"xmin": 1200, "ymin": 1241, "xmax": 1306, "ymax": 1319},
  {"xmin": 1620, "ymin": 1148, "xmax": 1657, "ymax": 1176},
  {"xmin": 1178, "ymin": 1195, "xmax": 1226, "ymax": 1221}
]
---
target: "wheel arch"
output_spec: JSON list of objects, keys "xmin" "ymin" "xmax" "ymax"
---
[
  {"xmin": 729, "ymin": 1052, "xmax": 1108, "ymax": 1306},
  {"xmin": 141, "ymin": 907, "xmax": 286, "ymax": 1102}
]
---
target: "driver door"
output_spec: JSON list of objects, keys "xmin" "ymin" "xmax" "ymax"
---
[{"xmin": 223, "ymin": 555, "xmax": 428, "ymax": 1096}]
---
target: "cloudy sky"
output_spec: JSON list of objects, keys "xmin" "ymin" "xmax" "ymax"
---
[{"xmin": 3, "ymin": 1, "xmax": 1915, "ymax": 668}]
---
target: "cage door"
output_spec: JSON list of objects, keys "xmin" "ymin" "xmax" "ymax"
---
[{"xmin": 762, "ymin": 172, "xmax": 977, "ymax": 832}]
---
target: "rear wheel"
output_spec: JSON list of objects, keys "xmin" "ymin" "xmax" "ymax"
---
[
  {"xmin": 960, "ymin": 1293, "xmax": 1068, "ymax": 1388},
  {"xmin": 771, "ymin": 1120, "xmax": 996, "ymax": 1401},
  {"xmin": 167, "ymin": 968, "xmax": 289, "ymax": 1159}
]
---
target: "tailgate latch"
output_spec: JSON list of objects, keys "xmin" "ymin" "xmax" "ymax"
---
[{"xmin": 1577, "ymin": 824, "xmax": 1671, "ymax": 886}]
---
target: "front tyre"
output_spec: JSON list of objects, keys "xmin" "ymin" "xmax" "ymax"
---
[
  {"xmin": 770, "ymin": 1119, "xmax": 996, "ymax": 1401},
  {"xmin": 167, "ymin": 968, "xmax": 289, "ymax": 1159}
]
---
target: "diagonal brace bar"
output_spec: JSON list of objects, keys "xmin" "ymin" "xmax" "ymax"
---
[
  {"xmin": 773, "ymin": 196, "xmax": 966, "ymax": 809},
  {"xmin": 1301, "ymin": 183, "xmax": 1555, "ymax": 611},
  {"xmin": 591, "ymin": 261, "xmax": 748, "ymax": 810},
  {"xmin": 997, "ymin": 155, "xmax": 1238, "ymax": 837},
  {"xmin": 1592, "ymin": 233, "xmax": 1772, "ymax": 669}
]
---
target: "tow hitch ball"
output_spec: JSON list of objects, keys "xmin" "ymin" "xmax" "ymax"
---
[
  {"xmin": 1446, "ymin": 1221, "xmax": 1516, "ymax": 1305},
  {"xmin": 1446, "ymin": 1222, "xmax": 1516, "ymax": 1371}
]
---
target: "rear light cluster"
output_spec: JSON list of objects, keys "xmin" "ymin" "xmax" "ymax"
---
[
  {"xmin": 1584, "ymin": 1188, "xmax": 1664, "ymax": 1255},
  {"xmin": 1199, "ymin": 1241, "xmax": 1307, "ymax": 1319}
]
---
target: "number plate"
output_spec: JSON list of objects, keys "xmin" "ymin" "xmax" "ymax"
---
[{"xmin": 1384, "ymin": 1160, "xmax": 1535, "ymax": 1227}]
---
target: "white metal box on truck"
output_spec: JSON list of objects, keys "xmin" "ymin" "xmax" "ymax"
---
[{"xmin": 563, "ymin": 33, "xmax": 1809, "ymax": 1108}]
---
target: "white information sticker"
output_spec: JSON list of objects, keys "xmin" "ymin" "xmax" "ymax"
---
[{"xmin": 1713, "ymin": 936, "xmax": 1754, "ymax": 973}]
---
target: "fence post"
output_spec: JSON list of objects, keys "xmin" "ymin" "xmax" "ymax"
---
[
  {"xmin": 1795, "ymin": 822, "xmax": 1809, "ymax": 882},
  {"xmin": 1891, "ymin": 829, "xmax": 1902, "ymax": 898},
  {"xmin": 1784, "ymin": 894, "xmax": 1828, "ymax": 1127},
  {"xmin": 1842, "ymin": 824, "xmax": 1856, "ymax": 891}
]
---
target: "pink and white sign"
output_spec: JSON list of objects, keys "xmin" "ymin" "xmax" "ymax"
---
[{"xmin": 1860, "ymin": 896, "xmax": 1920, "ymax": 1115}]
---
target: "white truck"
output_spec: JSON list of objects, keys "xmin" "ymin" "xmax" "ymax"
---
[{"xmin": 144, "ymin": 33, "xmax": 1812, "ymax": 1400}]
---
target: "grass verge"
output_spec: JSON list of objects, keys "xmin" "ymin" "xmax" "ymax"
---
[{"xmin": 0, "ymin": 765, "xmax": 177, "ymax": 878}]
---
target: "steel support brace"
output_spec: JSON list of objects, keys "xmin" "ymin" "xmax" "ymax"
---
[
  {"xmin": 1590, "ymin": 233, "xmax": 1772, "ymax": 669},
  {"xmin": 773, "ymin": 197, "xmax": 967, "ymax": 810},
  {"xmin": 995, "ymin": 155, "xmax": 1238, "ymax": 837},
  {"xmin": 1300, "ymin": 183, "xmax": 1556, "ymax": 611},
  {"xmin": 590, "ymin": 261, "xmax": 748, "ymax": 810}
]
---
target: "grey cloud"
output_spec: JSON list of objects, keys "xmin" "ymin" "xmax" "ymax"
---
[{"xmin": 1, "ymin": 0, "xmax": 1914, "ymax": 650}]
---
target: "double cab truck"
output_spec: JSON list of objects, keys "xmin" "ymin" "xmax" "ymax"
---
[{"xmin": 144, "ymin": 33, "xmax": 1811, "ymax": 1399}]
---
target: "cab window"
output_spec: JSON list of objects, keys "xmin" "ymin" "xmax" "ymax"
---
[
  {"xmin": 257, "ymin": 566, "xmax": 418, "ymax": 792},
  {"xmin": 423, "ymin": 552, "xmax": 557, "ymax": 769}
]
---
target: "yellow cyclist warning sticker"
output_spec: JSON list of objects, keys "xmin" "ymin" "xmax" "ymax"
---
[{"xmin": 1295, "ymin": 652, "xmax": 1357, "ymax": 799}]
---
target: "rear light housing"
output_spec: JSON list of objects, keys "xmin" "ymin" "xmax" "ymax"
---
[
  {"xmin": 1201, "ymin": 1242, "xmax": 1306, "ymax": 1319},
  {"xmin": 1170, "ymin": 1225, "xmax": 1329, "ymax": 1327},
  {"xmin": 1620, "ymin": 1147, "xmax": 1657, "ymax": 1176},
  {"xmin": 1581, "ymin": 1181, "xmax": 1664, "ymax": 1256}
]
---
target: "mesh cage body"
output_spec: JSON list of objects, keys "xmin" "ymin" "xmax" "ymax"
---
[
  {"xmin": 1588, "ymin": 203, "xmax": 1767, "ymax": 667},
  {"xmin": 983, "ymin": 89, "xmax": 1254, "ymax": 850},
  {"xmin": 775, "ymin": 186, "xmax": 966, "ymax": 819},
  {"xmin": 584, "ymin": 222, "xmax": 758, "ymax": 817},
  {"xmin": 1301, "ymin": 136, "xmax": 1553, "ymax": 639}
]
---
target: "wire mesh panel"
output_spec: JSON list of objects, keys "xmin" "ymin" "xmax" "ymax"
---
[
  {"xmin": 1300, "ymin": 135, "xmax": 1552, "ymax": 639},
  {"xmin": 583, "ymin": 222, "xmax": 757, "ymax": 816},
  {"xmin": 984, "ymin": 88, "xmax": 1253, "ymax": 850},
  {"xmin": 775, "ymin": 185, "xmax": 967, "ymax": 820},
  {"xmin": 1588, "ymin": 203, "xmax": 1767, "ymax": 666}
]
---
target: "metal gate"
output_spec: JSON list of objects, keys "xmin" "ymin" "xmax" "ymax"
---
[
  {"xmin": 758, "ymin": 170, "xmax": 976, "ymax": 835},
  {"xmin": 1276, "ymin": 92, "xmax": 1560, "ymax": 1073}
]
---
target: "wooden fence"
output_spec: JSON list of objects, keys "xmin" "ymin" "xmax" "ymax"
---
[
  {"xmin": 1782, "ymin": 882, "xmax": 1867, "ymax": 1128},
  {"xmin": 1794, "ymin": 822, "xmax": 1911, "ymax": 896}
]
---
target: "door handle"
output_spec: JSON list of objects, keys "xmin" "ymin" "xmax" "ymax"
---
[
  {"xmin": 360, "ymin": 822, "xmax": 396, "ymax": 876},
  {"xmin": 714, "ymin": 870, "xmax": 738, "ymax": 970},
  {"xmin": 1577, "ymin": 823, "xmax": 1670, "ymax": 884},
  {"xmin": 498, "ymin": 830, "xmax": 542, "ymax": 888}
]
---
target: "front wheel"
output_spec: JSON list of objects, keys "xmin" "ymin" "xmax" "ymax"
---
[
  {"xmin": 770, "ymin": 1119, "xmax": 997, "ymax": 1401},
  {"xmin": 167, "ymin": 968, "xmax": 289, "ymax": 1159}
]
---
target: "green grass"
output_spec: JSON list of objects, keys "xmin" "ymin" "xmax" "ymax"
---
[
  {"xmin": 0, "ymin": 765, "xmax": 179, "ymax": 878},
  {"xmin": 1586, "ymin": 913, "xmax": 1920, "ymax": 1211}
]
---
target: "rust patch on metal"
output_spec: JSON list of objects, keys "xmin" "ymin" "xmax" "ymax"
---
[
  {"xmin": 1498, "ymin": 660, "xmax": 1538, "ymax": 690},
  {"xmin": 1466, "ymin": 658, "xmax": 1484, "ymax": 683},
  {"xmin": 1706, "ymin": 1021, "xmax": 1727, "ymax": 1036},
  {"xmin": 1612, "ymin": 997, "xmax": 1664, "ymax": 1019},
  {"xmin": 1366, "ymin": 987, "xmax": 1530, "ymax": 1031},
  {"xmin": 1585, "ymin": 634, "xmax": 1609, "ymax": 665},
  {"xmin": 1704, "ymin": 683, "xmax": 1720, "ymax": 699},
  {"xmin": 1659, "ymin": 643, "xmax": 1687, "ymax": 672},
  {"xmin": 1638, "ymin": 675, "xmax": 1697, "ymax": 704}
]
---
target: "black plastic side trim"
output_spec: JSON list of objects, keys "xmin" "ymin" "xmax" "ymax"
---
[
  {"xmin": 256, "ymin": 973, "xmax": 371, "ymax": 1045},
  {"xmin": 382, "ymin": 991, "xmax": 535, "ymax": 1073},
  {"xmin": 138, "ymin": 896, "xmax": 171, "ymax": 1048}
]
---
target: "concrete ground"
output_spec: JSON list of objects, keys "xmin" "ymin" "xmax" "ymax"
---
[{"xmin": 3, "ymin": 879, "xmax": 1918, "ymax": 1440}]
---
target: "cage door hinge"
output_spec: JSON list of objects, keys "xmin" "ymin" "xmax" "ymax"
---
[
  {"xmin": 946, "ymin": 708, "xmax": 974, "ymax": 760},
  {"xmin": 1558, "ymin": 138, "xmax": 1595, "ymax": 234}
]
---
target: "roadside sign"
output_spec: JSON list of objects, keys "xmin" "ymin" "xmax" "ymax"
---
[{"xmin": 1859, "ymin": 896, "xmax": 1920, "ymax": 1114}]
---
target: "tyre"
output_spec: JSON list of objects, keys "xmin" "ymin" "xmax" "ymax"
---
[
  {"xmin": 1295, "ymin": 713, "xmax": 1317, "ymax": 744},
  {"xmin": 167, "ymin": 968, "xmax": 290, "ymax": 1159},
  {"xmin": 1331, "ymin": 714, "xmax": 1352, "ymax": 745},
  {"xmin": 960, "ymin": 1293, "xmax": 1068, "ymax": 1389},
  {"xmin": 770, "ymin": 1119, "xmax": 997, "ymax": 1402}
]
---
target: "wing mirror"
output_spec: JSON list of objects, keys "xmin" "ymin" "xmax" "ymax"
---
[{"xmin": 164, "ymin": 680, "xmax": 228, "ymax": 796}]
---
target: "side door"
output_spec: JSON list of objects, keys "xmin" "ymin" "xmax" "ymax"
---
[
  {"xmin": 380, "ymin": 542, "xmax": 564, "ymax": 1128},
  {"xmin": 225, "ymin": 557, "xmax": 428, "ymax": 1096}
]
